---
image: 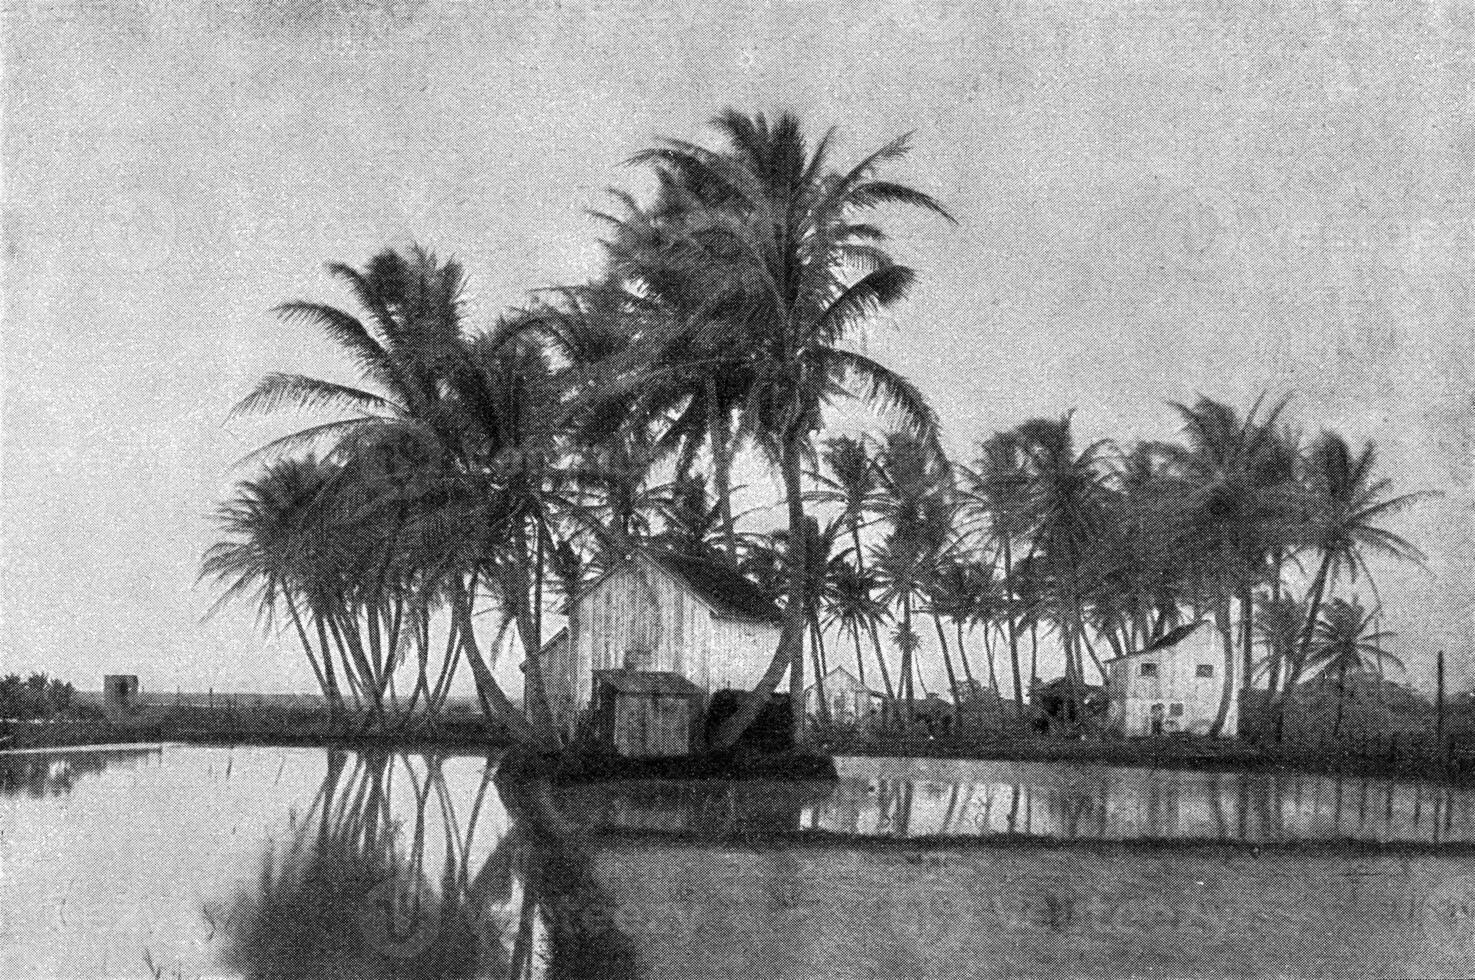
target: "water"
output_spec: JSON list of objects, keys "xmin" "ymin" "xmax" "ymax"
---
[
  {"xmin": 561, "ymin": 755, "xmax": 1475, "ymax": 844},
  {"xmin": 3, "ymin": 745, "xmax": 1475, "ymax": 978}
]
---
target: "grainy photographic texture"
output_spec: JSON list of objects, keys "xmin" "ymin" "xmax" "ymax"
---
[{"xmin": 4, "ymin": 2, "xmax": 1475, "ymax": 978}]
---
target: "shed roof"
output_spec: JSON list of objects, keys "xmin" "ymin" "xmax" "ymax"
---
[
  {"xmin": 629, "ymin": 548, "xmax": 784, "ymax": 623},
  {"xmin": 1103, "ymin": 621, "xmax": 1212, "ymax": 663},
  {"xmin": 594, "ymin": 669, "xmax": 703, "ymax": 697}
]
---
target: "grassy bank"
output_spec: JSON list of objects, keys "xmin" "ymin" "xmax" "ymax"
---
[{"xmin": 0, "ymin": 707, "xmax": 513, "ymax": 753}]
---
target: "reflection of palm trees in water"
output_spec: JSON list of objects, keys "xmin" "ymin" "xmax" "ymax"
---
[
  {"xmin": 214, "ymin": 750, "xmax": 636, "ymax": 979},
  {"xmin": 0, "ymin": 747, "xmax": 158, "ymax": 798}
]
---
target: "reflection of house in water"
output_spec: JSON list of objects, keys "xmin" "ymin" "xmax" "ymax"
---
[
  {"xmin": 1105, "ymin": 622, "xmax": 1239, "ymax": 737},
  {"xmin": 804, "ymin": 667, "xmax": 884, "ymax": 726},
  {"xmin": 538, "ymin": 549, "xmax": 784, "ymax": 756}
]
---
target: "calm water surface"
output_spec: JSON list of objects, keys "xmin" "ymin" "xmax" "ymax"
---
[{"xmin": 3, "ymin": 745, "xmax": 1475, "ymax": 979}]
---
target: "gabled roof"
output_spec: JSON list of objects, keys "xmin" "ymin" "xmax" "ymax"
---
[
  {"xmin": 593, "ymin": 669, "xmax": 703, "ymax": 696},
  {"xmin": 572, "ymin": 547, "xmax": 784, "ymax": 624},
  {"xmin": 805, "ymin": 666, "xmax": 885, "ymax": 697},
  {"xmin": 1103, "ymin": 621, "xmax": 1212, "ymax": 663},
  {"xmin": 642, "ymin": 549, "xmax": 784, "ymax": 624}
]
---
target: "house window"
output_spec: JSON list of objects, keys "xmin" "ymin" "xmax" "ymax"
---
[
  {"xmin": 1196, "ymin": 664, "xmax": 1214, "ymax": 678},
  {"xmin": 1139, "ymin": 662, "xmax": 1158, "ymax": 678},
  {"xmin": 1169, "ymin": 703, "xmax": 1184, "ymax": 717}
]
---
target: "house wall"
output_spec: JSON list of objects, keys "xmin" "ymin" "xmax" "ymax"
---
[
  {"xmin": 540, "ymin": 631, "xmax": 575, "ymax": 736},
  {"xmin": 565, "ymin": 556, "xmax": 780, "ymax": 718},
  {"xmin": 1110, "ymin": 627, "xmax": 1239, "ymax": 737},
  {"xmin": 709, "ymin": 615, "xmax": 783, "ymax": 693}
]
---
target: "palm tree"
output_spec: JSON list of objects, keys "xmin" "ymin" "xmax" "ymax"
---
[
  {"xmin": 202, "ymin": 456, "xmax": 346, "ymax": 713},
  {"xmin": 924, "ymin": 554, "xmax": 986, "ymax": 703},
  {"xmin": 1305, "ymin": 598, "xmax": 1402, "ymax": 738},
  {"xmin": 1255, "ymin": 590, "xmax": 1308, "ymax": 699},
  {"xmin": 619, "ymin": 109, "xmax": 954, "ymax": 747},
  {"xmin": 1013, "ymin": 414, "xmax": 1112, "ymax": 721},
  {"xmin": 962, "ymin": 432, "xmax": 1033, "ymax": 711},
  {"xmin": 821, "ymin": 562, "xmax": 894, "ymax": 703},
  {"xmin": 1160, "ymin": 395, "xmax": 1300, "ymax": 736},
  {"xmin": 1285, "ymin": 433, "xmax": 1424, "ymax": 710},
  {"xmin": 222, "ymin": 247, "xmax": 561, "ymax": 750},
  {"xmin": 587, "ymin": 209, "xmax": 757, "ymax": 560},
  {"xmin": 874, "ymin": 432, "xmax": 957, "ymax": 719}
]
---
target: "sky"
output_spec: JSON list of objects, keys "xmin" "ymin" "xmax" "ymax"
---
[{"xmin": 3, "ymin": 0, "xmax": 1473, "ymax": 699}]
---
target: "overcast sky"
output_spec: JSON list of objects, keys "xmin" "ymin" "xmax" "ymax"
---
[{"xmin": 3, "ymin": 0, "xmax": 1472, "ymax": 698}]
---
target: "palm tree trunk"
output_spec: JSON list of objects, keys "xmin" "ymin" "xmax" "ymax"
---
[
  {"xmin": 851, "ymin": 624, "xmax": 869, "ymax": 689},
  {"xmin": 509, "ymin": 522, "xmax": 560, "ymax": 751},
  {"xmin": 451, "ymin": 581, "xmax": 548, "ymax": 750},
  {"xmin": 1333, "ymin": 663, "xmax": 1348, "ymax": 738},
  {"xmin": 1029, "ymin": 620, "xmax": 1039, "ymax": 684},
  {"xmin": 867, "ymin": 619, "xmax": 896, "ymax": 703},
  {"xmin": 711, "ymin": 436, "xmax": 809, "ymax": 750},
  {"xmin": 1274, "ymin": 555, "xmax": 1332, "ymax": 739},
  {"xmin": 284, "ymin": 594, "xmax": 335, "ymax": 708},
  {"xmin": 957, "ymin": 621, "xmax": 980, "ymax": 698},
  {"xmin": 1239, "ymin": 582, "xmax": 1255, "ymax": 697},
  {"xmin": 896, "ymin": 590, "xmax": 908, "ymax": 720},
  {"xmin": 931, "ymin": 614, "xmax": 962, "ymax": 722},
  {"xmin": 979, "ymin": 620, "xmax": 999, "ymax": 695},
  {"xmin": 1002, "ymin": 539, "xmax": 1024, "ymax": 715},
  {"xmin": 706, "ymin": 376, "xmax": 738, "ymax": 559},
  {"xmin": 809, "ymin": 615, "xmax": 830, "ymax": 727},
  {"xmin": 1209, "ymin": 597, "xmax": 1236, "ymax": 737}
]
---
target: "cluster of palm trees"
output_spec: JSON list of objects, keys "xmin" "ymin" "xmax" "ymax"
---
[
  {"xmin": 205, "ymin": 109, "xmax": 954, "ymax": 752},
  {"xmin": 790, "ymin": 401, "xmax": 1424, "ymax": 738},
  {"xmin": 205, "ymin": 107, "xmax": 1425, "ymax": 754}
]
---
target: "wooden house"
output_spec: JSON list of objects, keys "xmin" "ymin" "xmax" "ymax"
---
[
  {"xmin": 1104, "ymin": 621, "xmax": 1239, "ymax": 737},
  {"xmin": 537, "ymin": 549, "xmax": 784, "ymax": 743},
  {"xmin": 804, "ymin": 667, "xmax": 884, "ymax": 726}
]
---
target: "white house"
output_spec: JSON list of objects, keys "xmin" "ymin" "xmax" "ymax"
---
[
  {"xmin": 804, "ymin": 667, "xmax": 884, "ymax": 726},
  {"xmin": 536, "ymin": 549, "xmax": 784, "ymax": 739},
  {"xmin": 1104, "ymin": 621, "xmax": 1240, "ymax": 738}
]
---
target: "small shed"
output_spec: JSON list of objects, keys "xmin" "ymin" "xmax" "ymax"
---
[
  {"xmin": 591, "ymin": 669, "xmax": 704, "ymax": 757},
  {"xmin": 102, "ymin": 675, "xmax": 139, "ymax": 717},
  {"xmin": 1105, "ymin": 622, "xmax": 1238, "ymax": 738},
  {"xmin": 805, "ymin": 667, "xmax": 883, "ymax": 726}
]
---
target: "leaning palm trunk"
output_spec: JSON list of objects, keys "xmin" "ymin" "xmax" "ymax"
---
[
  {"xmin": 507, "ymin": 523, "xmax": 561, "ymax": 751},
  {"xmin": 1003, "ymin": 539, "xmax": 1025, "ymax": 716},
  {"xmin": 931, "ymin": 615, "xmax": 962, "ymax": 722},
  {"xmin": 706, "ymin": 376, "xmax": 738, "ymax": 558},
  {"xmin": 808, "ymin": 616, "xmax": 830, "ymax": 727},
  {"xmin": 1208, "ymin": 597, "xmax": 1236, "ymax": 737},
  {"xmin": 867, "ymin": 620, "xmax": 896, "ymax": 703},
  {"xmin": 284, "ymin": 594, "xmax": 340, "ymax": 712},
  {"xmin": 711, "ymin": 438, "xmax": 809, "ymax": 750},
  {"xmin": 450, "ymin": 581, "xmax": 550, "ymax": 750}
]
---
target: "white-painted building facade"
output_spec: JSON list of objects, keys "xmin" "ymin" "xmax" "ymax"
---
[{"xmin": 1104, "ymin": 621, "xmax": 1240, "ymax": 738}]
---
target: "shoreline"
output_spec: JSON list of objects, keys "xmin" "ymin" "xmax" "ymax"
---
[{"xmin": 5, "ymin": 716, "xmax": 1473, "ymax": 788}]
